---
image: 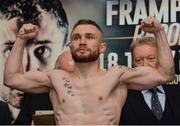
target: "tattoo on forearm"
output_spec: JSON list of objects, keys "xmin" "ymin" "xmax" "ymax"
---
[
  {"xmin": 126, "ymin": 67, "xmax": 137, "ymax": 72},
  {"xmin": 62, "ymin": 77, "xmax": 75, "ymax": 96},
  {"xmin": 169, "ymin": 65, "xmax": 175, "ymax": 78},
  {"xmin": 157, "ymin": 66, "xmax": 175, "ymax": 84}
]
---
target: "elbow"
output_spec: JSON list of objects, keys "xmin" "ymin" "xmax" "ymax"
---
[
  {"xmin": 4, "ymin": 81, "xmax": 12, "ymax": 89},
  {"xmin": 165, "ymin": 74, "xmax": 175, "ymax": 83},
  {"xmin": 3, "ymin": 74, "xmax": 17, "ymax": 88},
  {"xmin": 4, "ymin": 78, "xmax": 13, "ymax": 88},
  {"xmin": 160, "ymin": 65, "xmax": 175, "ymax": 83},
  {"xmin": 160, "ymin": 73, "xmax": 175, "ymax": 84},
  {"xmin": 166, "ymin": 67, "xmax": 175, "ymax": 83}
]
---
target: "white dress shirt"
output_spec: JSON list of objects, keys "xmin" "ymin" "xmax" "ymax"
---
[{"xmin": 141, "ymin": 85, "xmax": 166, "ymax": 111}]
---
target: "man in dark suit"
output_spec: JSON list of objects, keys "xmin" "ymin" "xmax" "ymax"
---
[
  {"xmin": 119, "ymin": 37, "xmax": 180, "ymax": 124},
  {"xmin": 0, "ymin": 100, "xmax": 12, "ymax": 124}
]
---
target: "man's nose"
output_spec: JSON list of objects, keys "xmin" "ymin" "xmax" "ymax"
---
[
  {"xmin": 79, "ymin": 37, "xmax": 86, "ymax": 44},
  {"xmin": 142, "ymin": 59, "xmax": 149, "ymax": 66}
]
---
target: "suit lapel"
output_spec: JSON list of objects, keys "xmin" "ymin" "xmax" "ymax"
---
[
  {"xmin": 163, "ymin": 85, "xmax": 180, "ymax": 121},
  {"xmin": 129, "ymin": 90, "xmax": 155, "ymax": 123}
]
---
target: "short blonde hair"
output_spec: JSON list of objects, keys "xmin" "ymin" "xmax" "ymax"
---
[
  {"xmin": 131, "ymin": 37, "xmax": 157, "ymax": 55},
  {"xmin": 130, "ymin": 37, "xmax": 158, "ymax": 67}
]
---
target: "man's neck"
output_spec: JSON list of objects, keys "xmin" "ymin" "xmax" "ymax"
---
[{"xmin": 73, "ymin": 60, "xmax": 100, "ymax": 79}]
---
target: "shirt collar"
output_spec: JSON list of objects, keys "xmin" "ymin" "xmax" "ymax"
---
[{"xmin": 141, "ymin": 85, "xmax": 165, "ymax": 94}]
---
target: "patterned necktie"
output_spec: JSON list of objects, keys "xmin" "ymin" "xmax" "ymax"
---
[{"xmin": 150, "ymin": 88, "xmax": 163, "ymax": 120}]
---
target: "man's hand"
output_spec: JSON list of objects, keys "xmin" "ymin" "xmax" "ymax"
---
[
  {"xmin": 7, "ymin": 89, "xmax": 24, "ymax": 108},
  {"xmin": 18, "ymin": 23, "xmax": 39, "ymax": 39},
  {"xmin": 140, "ymin": 16, "xmax": 164, "ymax": 33}
]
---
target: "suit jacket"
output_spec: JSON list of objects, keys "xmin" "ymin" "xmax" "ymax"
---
[
  {"xmin": 0, "ymin": 101, "xmax": 12, "ymax": 124},
  {"xmin": 119, "ymin": 84, "xmax": 180, "ymax": 125},
  {"xmin": 14, "ymin": 93, "xmax": 52, "ymax": 124}
]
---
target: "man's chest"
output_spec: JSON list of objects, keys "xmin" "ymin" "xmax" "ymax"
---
[{"xmin": 50, "ymin": 73, "xmax": 124, "ymax": 105}]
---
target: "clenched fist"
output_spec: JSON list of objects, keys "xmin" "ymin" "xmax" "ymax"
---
[
  {"xmin": 140, "ymin": 16, "xmax": 164, "ymax": 33},
  {"xmin": 18, "ymin": 23, "xmax": 39, "ymax": 39}
]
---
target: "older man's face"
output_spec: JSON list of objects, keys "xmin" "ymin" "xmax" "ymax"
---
[{"xmin": 133, "ymin": 44, "xmax": 158, "ymax": 68}]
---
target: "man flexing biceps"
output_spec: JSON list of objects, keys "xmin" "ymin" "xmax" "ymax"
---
[{"xmin": 4, "ymin": 16, "xmax": 174, "ymax": 125}]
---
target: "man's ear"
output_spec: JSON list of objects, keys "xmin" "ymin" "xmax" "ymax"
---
[
  {"xmin": 99, "ymin": 42, "xmax": 107, "ymax": 53},
  {"xmin": 69, "ymin": 43, "xmax": 72, "ymax": 50}
]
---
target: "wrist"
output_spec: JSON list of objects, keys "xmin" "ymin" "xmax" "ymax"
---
[
  {"xmin": 154, "ymin": 26, "xmax": 165, "ymax": 35},
  {"xmin": 15, "ymin": 36, "xmax": 27, "ymax": 47},
  {"xmin": 16, "ymin": 35, "xmax": 27, "ymax": 42}
]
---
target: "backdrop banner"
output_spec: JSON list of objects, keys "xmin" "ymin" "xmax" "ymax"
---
[
  {"xmin": 0, "ymin": 0, "xmax": 179, "ymax": 123},
  {"xmin": 63, "ymin": 0, "xmax": 179, "ymax": 85}
]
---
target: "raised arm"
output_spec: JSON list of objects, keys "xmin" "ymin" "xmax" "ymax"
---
[
  {"xmin": 140, "ymin": 16, "xmax": 175, "ymax": 81},
  {"xmin": 119, "ymin": 16, "xmax": 174, "ymax": 90},
  {"xmin": 4, "ymin": 23, "xmax": 51, "ymax": 93}
]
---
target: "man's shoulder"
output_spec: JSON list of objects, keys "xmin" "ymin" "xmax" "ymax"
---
[
  {"xmin": 47, "ymin": 69, "xmax": 70, "ymax": 76},
  {"xmin": 0, "ymin": 100, "xmax": 6, "ymax": 106},
  {"xmin": 106, "ymin": 65, "xmax": 127, "ymax": 75},
  {"xmin": 164, "ymin": 84, "xmax": 180, "ymax": 92},
  {"xmin": 0, "ymin": 100, "xmax": 9, "ymax": 110}
]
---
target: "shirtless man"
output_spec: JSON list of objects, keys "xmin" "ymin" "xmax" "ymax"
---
[{"xmin": 4, "ymin": 16, "xmax": 174, "ymax": 125}]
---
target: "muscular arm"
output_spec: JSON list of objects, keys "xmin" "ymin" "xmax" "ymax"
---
[
  {"xmin": 119, "ymin": 17, "xmax": 174, "ymax": 90},
  {"xmin": 119, "ymin": 66, "xmax": 165, "ymax": 90},
  {"xmin": 4, "ymin": 24, "xmax": 51, "ymax": 93},
  {"xmin": 141, "ymin": 16, "xmax": 175, "ymax": 81}
]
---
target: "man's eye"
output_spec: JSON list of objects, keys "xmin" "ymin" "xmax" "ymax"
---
[
  {"xmin": 135, "ymin": 59, "xmax": 142, "ymax": 62},
  {"xmin": 148, "ymin": 57, "xmax": 156, "ymax": 62},
  {"xmin": 73, "ymin": 37, "xmax": 79, "ymax": 40},
  {"xmin": 72, "ymin": 36, "xmax": 80, "ymax": 41},
  {"xmin": 149, "ymin": 57, "xmax": 154, "ymax": 60},
  {"xmin": 4, "ymin": 47, "xmax": 13, "ymax": 58},
  {"xmin": 34, "ymin": 46, "xmax": 51, "ymax": 61},
  {"xmin": 86, "ymin": 35, "xmax": 94, "ymax": 39}
]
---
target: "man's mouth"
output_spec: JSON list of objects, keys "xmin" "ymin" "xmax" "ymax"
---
[{"xmin": 77, "ymin": 48, "xmax": 88, "ymax": 53}]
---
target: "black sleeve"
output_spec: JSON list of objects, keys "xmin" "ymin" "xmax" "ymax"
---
[
  {"xmin": 13, "ymin": 93, "xmax": 52, "ymax": 125},
  {"xmin": 0, "ymin": 101, "xmax": 12, "ymax": 125}
]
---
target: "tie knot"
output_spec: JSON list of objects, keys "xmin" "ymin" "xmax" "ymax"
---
[
  {"xmin": 149, "ymin": 88, "xmax": 157, "ymax": 94},
  {"xmin": 149, "ymin": 88, "xmax": 162, "ymax": 94}
]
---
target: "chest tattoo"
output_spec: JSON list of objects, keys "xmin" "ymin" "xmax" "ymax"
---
[
  {"xmin": 169, "ymin": 65, "xmax": 175, "ymax": 78},
  {"xmin": 62, "ymin": 77, "xmax": 75, "ymax": 96}
]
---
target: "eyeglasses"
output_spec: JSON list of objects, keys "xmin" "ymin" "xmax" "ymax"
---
[{"xmin": 134, "ymin": 56, "xmax": 157, "ymax": 66}]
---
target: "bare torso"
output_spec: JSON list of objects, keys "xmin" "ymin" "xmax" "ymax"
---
[{"xmin": 48, "ymin": 66, "xmax": 127, "ymax": 125}]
